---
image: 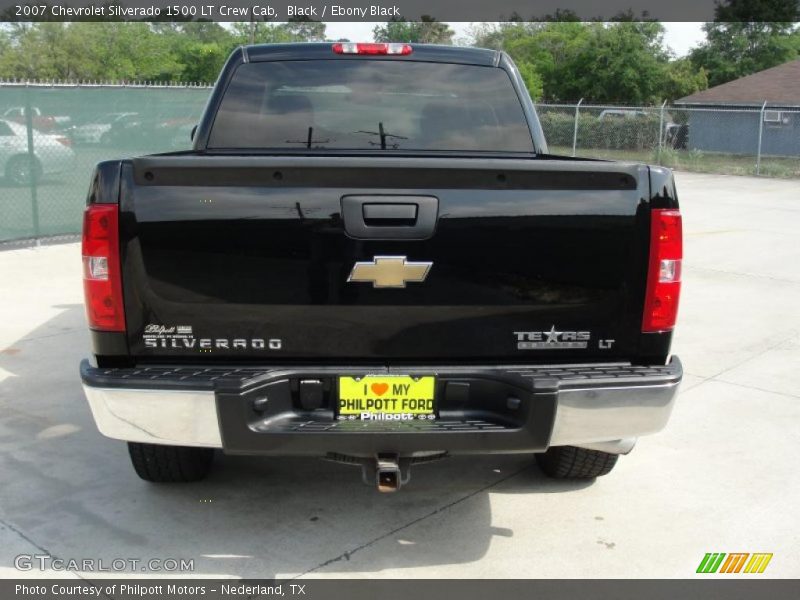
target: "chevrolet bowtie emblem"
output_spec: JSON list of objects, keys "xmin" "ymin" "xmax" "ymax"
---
[{"xmin": 347, "ymin": 256, "xmax": 432, "ymax": 288}]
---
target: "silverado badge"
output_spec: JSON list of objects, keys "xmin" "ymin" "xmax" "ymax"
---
[{"xmin": 347, "ymin": 256, "xmax": 432, "ymax": 288}]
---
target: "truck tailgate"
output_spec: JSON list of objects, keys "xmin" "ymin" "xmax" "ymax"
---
[{"xmin": 120, "ymin": 155, "xmax": 650, "ymax": 363}]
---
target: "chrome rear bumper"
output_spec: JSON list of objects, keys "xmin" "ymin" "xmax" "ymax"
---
[
  {"xmin": 83, "ymin": 386, "xmax": 222, "ymax": 448},
  {"xmin": 81, "ymin": 358, "xmax": 681, "ymax": 456}
]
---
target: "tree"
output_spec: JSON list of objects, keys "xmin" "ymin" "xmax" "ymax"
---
[
  {"xmin": 229, "ymin": 21, "xmax": 292, "ymax": 45},
  {"xmin": 0, "ymin": 22, "xmax": 71, "ymax": 80},
  {"xmin": 160, "ymin": 22, "xmax": 238, "ymax": 83},
  {"xmin": 515, "ymin": 59, "xmax": 544, "ymax": 101},
  {"xmin": 484, "ymin": 22, "xmax": 588, "ymax": 102},
  {"xmin": 172, "ymin": 40, "xmax": 229, "ymax": 83},
  {"xmin": 281, "ymin": 18, "xmax": 327, "ymax": 42},
  {"xmin": 373, "ymin": 17, "xmax": 454, "ymax": 44},
  {"xmin": 229, "ymin": 19, "xmax": 326, "ymax": 45},
  {"xmin": 562, "ymin": 22, "xmax": 673, "ymax": 104},
  {"xmin": 0, "ymin": 20, "xmax": 328, "ymax": 83},
  {"xmin": 689, "ymin": 0, "xmax": 800, "ymax": 87},
  {"xmin": 715, "ymin": 0, "xmax": 800, "ymax": 21},
  {"xmin": 0, "ymin": 27, "xmax": 9, "ymax": 61},
  {"xmin": 472, "ymin": 21, "xmax": 707, "ymax": 104},
  {"xmin": 497, "ymin": 22, "xmax": 591, "ymax": 101},
  {"xmin": 66, "ymin": 22, "xmax": 183, "ymax": 81},
  {"xmin": 661, "ymin": 58, "xmax": 709, "ymax": 101},
  {"xmin": 0, "ymin": 22, "xmax": 184, "ymax": 81}
]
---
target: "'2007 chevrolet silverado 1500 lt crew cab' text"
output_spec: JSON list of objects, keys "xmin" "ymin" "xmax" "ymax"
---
[{"xmin": 79, "ymin": 42, "xmax": 682, "ymax": 491}]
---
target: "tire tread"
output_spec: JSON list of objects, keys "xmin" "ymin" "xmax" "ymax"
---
[
  {"xmin": 536, "ymin": 446, "xmax": 619, "ymax": 479},
  {"xmin": 128, "ymin": 442, "xmax": 213, "ymax": 483}
]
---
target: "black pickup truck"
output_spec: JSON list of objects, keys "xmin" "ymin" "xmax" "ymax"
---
[{"xmin": 79, "ymin": 43, "xmax": 682, "ymax": 491}]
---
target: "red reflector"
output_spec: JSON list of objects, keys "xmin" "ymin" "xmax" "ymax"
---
[
  {"xmin": 82, "ymin": 204, "xmax": 126, "ymax": 332},
  {"xmin": 642, "ymin": 209, "xmax": 682, "ymax": 332},
  {"xmin": 332, "ymin": 42, "xmax": 413, "ymax": 56}
]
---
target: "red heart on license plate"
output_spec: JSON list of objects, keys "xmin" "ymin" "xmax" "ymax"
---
[{"xmin": 371, "ymin": 383, "xmax": 389, "ymax": 396}]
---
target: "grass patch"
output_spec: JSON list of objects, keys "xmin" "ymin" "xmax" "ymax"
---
[{"xmin": 549, "ymin": 145, "xmax": 800, "ymax": 179}]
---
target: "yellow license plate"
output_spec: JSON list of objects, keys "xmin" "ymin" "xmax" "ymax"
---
[{"xmin": 338, "ymin": 376, "xmax": 436, "ymax": 420}]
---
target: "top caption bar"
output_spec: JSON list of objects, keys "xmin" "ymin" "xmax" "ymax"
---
[{"xmin": 3, "ymin": 0, "xmax": 795, "ymax": 22}]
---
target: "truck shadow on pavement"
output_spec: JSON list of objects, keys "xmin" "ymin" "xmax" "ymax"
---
[{"xmin": 0, "ymin": 304, "xmax": 593, "ymax": 579}]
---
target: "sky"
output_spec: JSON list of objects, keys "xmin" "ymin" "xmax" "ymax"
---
[{"xmin": 323, "ymin": 22, "xmax": 707, "ymax": 56}]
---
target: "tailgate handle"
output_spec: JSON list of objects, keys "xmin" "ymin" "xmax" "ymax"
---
[
  {"xmin": 363, "ymin": 203, "xmax": 418, "ymax": 224},
  {"xmin": 342, "ymin": 195, "xmax": 438, "ymax": 240}
]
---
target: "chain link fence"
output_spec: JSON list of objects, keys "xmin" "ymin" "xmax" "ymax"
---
[
  {"xmin": 537, "ymin": 102, "xmax": 800, "ymax": 179},
  {"xmin": 1, "ymin": 82, "xmax": 799, "ymax": 244},
  {"xmin": 0, "ymin": 81, "xmax": 212, "ymax": 244}
]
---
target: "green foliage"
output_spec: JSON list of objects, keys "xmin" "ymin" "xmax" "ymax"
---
[
  {"xmin": 559, "ymin": 22, "xmax": 670, "ymax": 104},
  {"xmin": 281, "ymin": 19, "xmax": 327, "ymax": 42},
  {"xmin": 0, "ymin": 26, "xmax": 10, "ymax": 57},
  {"xmin": 688, "ymin": 0, "xmax": 800, "ymax": 87},
  {"xmin": 68, "ymin": 22, "xmax": 183, "ymax": 81},
  {"xmin": 7, "ymin": 12, "xmax": 796, "ymax": 104},
  {"xmin": 536, "ymin": 111, "xmax": 578, "ymax": 146},
  {"xmin": 686, "ymin": 148, "xmax": 705, "ymax": 169},
  {"xmin": 539, "ymin": 111, "xmax": 662, "ymax": 150},
  {"xmin": 714, "ymin": 0, "xmax": 799, "ymax": 22},
  {"xmin": 500, "ymin": 23, "xmax": 589, "ymax": 102},
  {"xmin": 0, "ymin": 21, "xmax": 327, "ymax": 83},
  {"xmin": 0, "ymin": 23, "xmax": 72, "ymax": 80},
  {"xmin": 689, "ymin": 22, "xmax": 799, "ymax": 87},
  {"xmin": 654, "ymin": 146, "xmax": 678, "ymax": 166},
  {"xmin": 472, "ymin": 22, "xmax": 707, "ymax": 104},
  {"xmin": 661, "ymin": 59, "xmax": 708, "ymax": 102},
  {"xmin": 175, "ymin": 41, "xmax": 228, "ymax": 83},
  {"xmin": 373, "ymin": 17, "xmax": 454, "ymax": 44},
  {"xmin": 515, "ymin": 60, "xmax": 544, "ymax": 101},
  {"xmin": 229, "ymin": 22, "xmax": 293, "ymax": 45}
]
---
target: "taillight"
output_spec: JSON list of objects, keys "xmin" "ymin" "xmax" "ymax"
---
[
  {"xmin": 56, "ymin": 136, "xmax": 72, "ymax": 147},
  {"xmin": 642, "ymin": 209, "xmax": 682, "ymax": 332},
  {"xmin": 332, "ymin": 42, "xmax": 413, "ymax": 55},
  {"xmin": 82, "ymin": 204, "xmax": 125, "ymax": 332}
]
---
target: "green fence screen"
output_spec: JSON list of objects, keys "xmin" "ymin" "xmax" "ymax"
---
[
  {"xmin": 0, "ymin": 82, "xmax": 211, "ymax": 243},
  {"xmin": 2, "ymin": 83, "xmax": 799, "ymax": 244}
]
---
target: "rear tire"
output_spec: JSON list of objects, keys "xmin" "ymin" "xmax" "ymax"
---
[
  {"xmin": 536, "ymin": 446, "xmax": 619, "ymax": 479},
  {"xmin": 128, "ymin": 442, "xmax": 214, "ymax": 482}
]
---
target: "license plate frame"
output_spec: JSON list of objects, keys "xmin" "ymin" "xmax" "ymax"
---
[{"xmin": 337, "ymin": 375, "xmax": 436, "ymax": 421}]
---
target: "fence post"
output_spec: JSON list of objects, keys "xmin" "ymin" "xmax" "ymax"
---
[
  {"xmin": 572, "ymin": 98, "xmax": 583, "ymax": 157},
  {"xmin": 756, "ymin": 100, "xmax": 767, "ymax": 176},
  {"xmin": 657, "ymin": 99, "xmax": 667, "ymax": 165},
  {"xmin": 24, "ymin": 83, "xmax": 41, "ymax": 243}
]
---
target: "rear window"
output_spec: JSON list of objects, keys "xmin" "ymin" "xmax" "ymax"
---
[{"xmin": 208, "ymin": 60, "xmax": 534, "ymax": 153}]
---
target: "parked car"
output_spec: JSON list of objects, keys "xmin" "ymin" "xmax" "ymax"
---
[
  {"xmin": 79, "ymin": 43, "xmax": 683, "ymax": 491},
  {"xmin": 98, "ymin": 113, "xmax": 148, "ymax": 148},
  {"xmin": 99, "ymin": 113, "xmax": 190, "ymax": 150},
  {"xmin": 67, "ymin": 113, "xmax": 138, "ymax": 145},
  {"xmin": 0, "ymin": 119, "xmax": 75, "ymax": 185},
  {"xmin": 597, "ymin": 109, "xmax": 651, "ymax": 121},
  {"xmin": 149, "ymin": 116, "xmax": 197, "ymax": 150},
  {"xmin": 168, "ymin": 121, "xmax": 197, "ymax": 150},
  {"xmin": 2, "ymin": 106, "xmax": 72, "ymax": 132}
]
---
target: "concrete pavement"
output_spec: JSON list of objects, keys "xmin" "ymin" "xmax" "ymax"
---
[{"xmin": 1, "ymin": 172, "xmax": 799, "ymax": 579}]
